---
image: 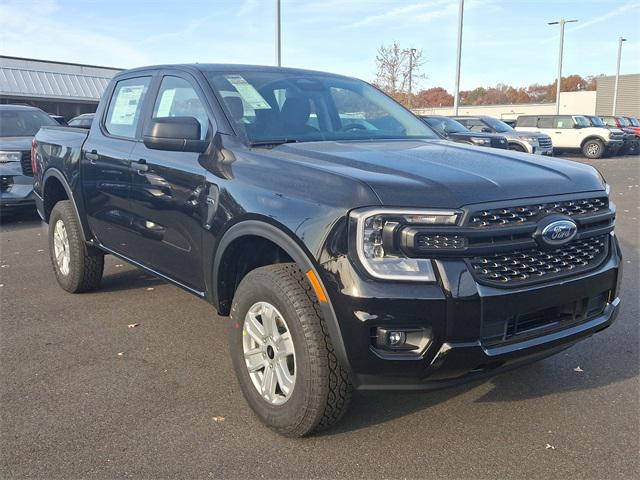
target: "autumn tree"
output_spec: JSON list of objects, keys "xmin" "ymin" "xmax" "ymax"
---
[
  {"xmin": 374, "ymin": 42, "xmax": 425, "ymax": 104},
  {"xmin": 414, "ymin": 87, "xmax": 453, "ymax": 107}
]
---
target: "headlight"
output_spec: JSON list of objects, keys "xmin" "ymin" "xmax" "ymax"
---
[
  {"xmin": 350, "ymin": 208, "xmax": 460, "ymax": 282},
  {"xmin": 0, "ymin": 151, "xmax": 22, "ymax": 163},
  {"xmin": 470, "ymin": 137, "xmax": 490, "ymax": 146},
  {"xmin": 520, "ymin": 136, "xmax": 538, "ymax": 144}
]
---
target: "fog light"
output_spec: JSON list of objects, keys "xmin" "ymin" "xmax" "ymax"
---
[{"xmin": 388, "ymin": 331, "xmax": 406, "ymax": 346}]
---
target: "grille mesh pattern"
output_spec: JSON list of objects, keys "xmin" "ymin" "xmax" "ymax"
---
[
  {"xmin": 20, "ymin": 151, "xmax": 33, "ymax": 176},
  {"xmin": 469, "ymin": 235, "xmax": 608, "ymax": 285},
  {"xmin": 469, "ymin": 197, "xmax": 608, "ymax": 227},
  {"xmin": 416, "ymin": 234, "xmax": 465, "ymax": 250},
  {"xmin": 537, "ymin": 136, "xmax": 552, "ymax": 148}
]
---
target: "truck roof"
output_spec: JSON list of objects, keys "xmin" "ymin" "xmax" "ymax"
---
[{"xmin": 117, "ymin": 63, "xmax": 351, "ymax": 79}]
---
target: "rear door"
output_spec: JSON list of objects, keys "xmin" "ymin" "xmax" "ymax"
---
[
  {"xmin": 126, "ymin": 71, "xmax": 213, "ymax": 291},
  {"xmin": 82, "ymin": 74, "xmax": 153, "ymax": 252},
  {"xmin": 550, "ymin": 116, "xmax": 576, "ymax": 148}
]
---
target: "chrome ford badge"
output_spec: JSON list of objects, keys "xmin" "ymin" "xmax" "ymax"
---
[{"xmin": 539, "ymin": 219, "xmax": 578, "ymax": 247}]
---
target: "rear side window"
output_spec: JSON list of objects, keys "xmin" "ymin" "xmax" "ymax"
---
[
  {"xmin": 537, "ymin": 116, "xmax": 554, "ymax": 128},
  {"xmin": 104, "ymin": 76, "xmax": 151, "ymax": 138},
  {"xmin": 152, "ymin": 76, "xmax": 210, "ymax": 140},
  {"xmin": 465, "ymin": 119, "xmax": 488, "ymax": 132},
  {"xmin": 554, "ymin": 116, "xmax": 573, "ymax": 129},
  {"xmin": 516, "ymin": 116, "xmax": 536, "ymax": 128}
]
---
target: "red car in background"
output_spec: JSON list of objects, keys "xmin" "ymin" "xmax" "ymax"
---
[
  {"xmin": 623, "ymin": 116, "xmax": 640, "ymax": 137},
  {"xmin": 601, "ymin": 115, "xmax": 640, "ymax": 147}
]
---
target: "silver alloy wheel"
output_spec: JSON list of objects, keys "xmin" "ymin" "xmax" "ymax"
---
[
  {"xmin": 53, "ymin": 219, "xmax": 71, "ymax": 276},
  {"xmin": 587, "ymin": 142, "xmax": 600, "ymax": 156},
  {"xmin": 242, "ymin": 301, "xmax": 296, "ymax": 406}
]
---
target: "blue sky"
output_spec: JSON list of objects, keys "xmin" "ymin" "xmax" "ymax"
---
[{"xmin": 1, "ymin": 0, "xmax": 639, "ymax": 91}]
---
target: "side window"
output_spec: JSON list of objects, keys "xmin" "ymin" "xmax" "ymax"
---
[
  {"xmin": 466, "ymin": 119, "xmax": 487, "ymax": 132},
  {"xmin": 104, "ymin": 76, "xmax": 151, "ymax": 138},
  {"xmin": 554, "ymin": 116, "xmax": 573, "ymax": 129},
  {"xmin": 517, "ymin": 116, "xmax": 536, "ymax": 128},
  {"xmin": 537, "ymin": 116, "xmax": 554, "ymax": 128},
  {"xmin": 152, "ymin": 76, "xmax": 210, "ymax": 140}
]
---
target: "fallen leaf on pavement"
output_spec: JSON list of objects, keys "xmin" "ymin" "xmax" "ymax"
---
[
  {"xmin": 117, "ymin": 352, "xmax": 124, "ymax": 357},
  {"xmin": 574, "ymin": 366, "xmax": 584, "ymax": 372},
  {"xmin": 545, "ymin": 444, "xmax": 556, "ymax": 450},
  {"xmin": 212, "ymin": 416, "xmax": 225, "ymax": 423},
  {"xmin": 127, "ymin": 323, "xmax": 139, "ymax": 329}
]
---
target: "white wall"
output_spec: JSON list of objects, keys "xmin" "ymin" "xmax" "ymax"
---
[{"xmin": 413, "ymin": 91, "xmax": 597, "ymax": 120}]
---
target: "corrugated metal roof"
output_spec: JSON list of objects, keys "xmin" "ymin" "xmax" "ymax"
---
[{"xmin": 0, "ymin": 66, "xmax": 111, "ymax": 101}]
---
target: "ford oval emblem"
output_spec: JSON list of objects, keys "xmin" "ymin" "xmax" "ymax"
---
[{"xmin": 540, "ymin": 219, "xmax": 578, "ymax": 246}]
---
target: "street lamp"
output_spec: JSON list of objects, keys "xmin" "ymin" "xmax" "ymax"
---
[
  {"xmin": 404, "ymin": 48, "xmax": 417, "ymax": 109},
  {"xmin": 548, "ymin": 19, "xmax": 578, "ymax": 114},
  {"xmin": 612, "ymin": 36, "xmax": 627, "ymax": 115},
  {"xmin": 275, "ymin": 0, "xmax": 281, "ymax": 66},
  {"xmin": 453, "ymin": 0, "xmax": 464, "ymax": 115}
]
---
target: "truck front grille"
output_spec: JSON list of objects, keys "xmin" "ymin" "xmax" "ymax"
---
[
  {"xmin": 468, "ymin": 235, "xmax": 609, "ymax": 286},
  {"xmin": 537, "ymin": 136, "xmax": 553, "ymax": 148},
  {"xmin": 468, "ymin": 197, "xmax": 608, "ymax": 228},
  {"xmin": 20, "ymin": 151, "xmax": 33, "ymax": 176}
]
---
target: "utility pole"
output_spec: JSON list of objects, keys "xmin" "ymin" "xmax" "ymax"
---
[
  {"xmin": 453, "ymin": 0, "xmax": 464, "ymax": 115},
  {"xmin": 406, "ymin": 48, "xmax": 416, "ymax": 109},
  {"xmin": 548, "ymin": 19, "xmax": 578, "ymax": 114},
  {"xmin": 612, "ymin": 36, "xmax": 627, "ymax": 115},
  {"xmin": 275, "ymin": 0, "xmax": 281, "ymax": 66}
]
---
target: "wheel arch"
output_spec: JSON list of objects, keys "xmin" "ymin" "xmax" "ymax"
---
[
  {"xmin": 580, "ymin": 135, "xmax": 607, "ymax": 148},
  {"xmin": 42, "ymin": 169, "xmax": 89, "ymax": 242},
  {"xmin": 212, "ymin": 218, "xmax": 352, "ymax": 373}
]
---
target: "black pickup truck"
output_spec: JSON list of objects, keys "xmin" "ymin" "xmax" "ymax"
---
[{"xmin": 33, "ymin": 64, "xmax": 621, "ymax": 437}]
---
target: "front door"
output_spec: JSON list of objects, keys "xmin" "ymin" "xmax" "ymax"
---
[
  {"xmin": 126, "ymin": 74, "xmax": 212, "ymax": 291},
  {"xmin": 81, "ymin": 75, "xmax": 152, "ymax": 252}
]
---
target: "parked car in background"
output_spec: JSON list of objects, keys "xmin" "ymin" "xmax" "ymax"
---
[
  {"xmin": 516, "ymin": 115, "xmax": 624, "ymax": 159},
  {"xmin": 452, "ymin": 115, "xmax": 554, "ymax": 155},
  {"xmin": 602, "ymin": 115, "xmax": 640, "ymax": 147},
  {"xmin": 33, "ymin": 63, "xmax": 621, "ymax": 436},
  {"xmin": 48, "ymin": 114, "xmax": 68, "ymax": 126},
  {"xmin": 67, "ymin": 113, "xmax": 95, "ymax": 129},
  {"xmin": 624, "ymin": 116, "xmax": 640, "ymax": 134},
  {"xmin": 502, "ymin": 119, "xmax": 517, "ymax": 128},
  {"xmin": 1, "ymin": 104, "xmax": 59, "ymax": 210},
  {"xmin": 419, "ymin": 115, "xmax": 508, "ymax": 150},
  {"xmin": 584, "ymin": 115, "xmax": 638, "ymax": 155}
]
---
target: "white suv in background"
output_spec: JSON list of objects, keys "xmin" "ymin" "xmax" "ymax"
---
[{"xmin": 516, "ymin": 115, "xmax": 624, "ymax": 159}]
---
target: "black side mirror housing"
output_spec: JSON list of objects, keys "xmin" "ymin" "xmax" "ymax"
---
[{"xmin": 143, "ymin": 117, "xmax": 208, "ymax": 153}]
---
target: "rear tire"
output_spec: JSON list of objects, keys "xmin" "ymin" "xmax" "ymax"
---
[
  {"xmin": 48, "ymin": 200, "xmax": 104, "ymax": 293},
  {"xmin": 582, "ymin": 139, "xmax": 605, "ymax": 159},
  {"xmin": 229, "ymin": 263, "xmax": 352, "ymax": 437}
]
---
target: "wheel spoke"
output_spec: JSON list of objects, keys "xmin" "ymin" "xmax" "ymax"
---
[
  {"xmin": 244, "ymin": 347, "xmax": 267, "ymax": 372},
  {"xmin": 261, "ymin": 365, "xmax": 277, "ymax": 401},
  {"xmin": 274, "ymin": 358, "xmax": 294, "ymax": 395},
  {"xmin": 276, "ymin": 331, "xmax": 294, "ymax": 357},
  {"xmin": 245, "ymin": 314, "xmax": 265, "ymax": 344},
  {"xmin": 261, "ymin": 305, "xmax": 278, "ymax": 337}
]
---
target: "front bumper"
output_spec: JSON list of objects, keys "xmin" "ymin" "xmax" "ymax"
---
[
  {"xmin": 605, "ymin": 139, "xmax": 624, "ymax": 152},
  {"xmin": 532, "ymin": 145, "xmax": 554, "ymax": 156},
  {"xmin": 0, "ymin": 173, "xmax": 35, "ymax": 208},
  {"xmin": 320, "ymin": 234, "xmax": 621, "ymax": 390}
]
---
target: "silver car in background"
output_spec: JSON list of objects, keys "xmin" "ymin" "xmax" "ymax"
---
[{"xmin": 452, "ymin": 115, "xmax": 554, "ymax": 155}]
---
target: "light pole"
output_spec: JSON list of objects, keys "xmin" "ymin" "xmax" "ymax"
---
[
  {"xmin": 612, "ymin": 36, "xmax": 627, "ymax": 115},
  {"xmin": 453, "ymin": 0, "xmax": 464, "ymax": 115},
  {"xmin": 275, "ymin": 0, "xmax": 281, "ymax": 66},
  {"xmin": 406, "ymin": 48, "xmax": 417, "ymax": 109},
  {"xmin": 548, "ymin": 19, "xmax": 578, "ymax": 114}
]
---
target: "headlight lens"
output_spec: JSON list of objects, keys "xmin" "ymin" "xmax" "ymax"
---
[
  {"xmin": 0, "ymin": 151, "xmax": 22, "ymax": 163},
  {"xmin": 470, "ymin": 137, "xmax": 490, "ymax": 146},
  {"xmin": 351, "ymin": 208, "xmax": 459, "ymax": 282},
  {"xmin": 520, "ymin": 136, "xmax": 538, "ymax": 144}
]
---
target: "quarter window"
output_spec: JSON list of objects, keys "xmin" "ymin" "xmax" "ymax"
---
[
  {"xmin": 554, "ymin": 116, "xmax": 573, "ymax": 129},
  {"xmin": 152, "ymin": 76, "xmax": 210, "ymax": 140},
  {"xmin": 537, "ymin": 117, "xmax": 554, "ymax": 128},
  {"xmin": 104, "ymin": 77, "xmax": 151, "ymax": 138},
  {"xmin": 517, "ymin": 116, "xmax": 536, "ymax": 128}
]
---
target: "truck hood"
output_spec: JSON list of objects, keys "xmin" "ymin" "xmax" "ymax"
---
[
  {"xmin": 268, "ymin": 139, "xmax": 605, "ymax": 208},
  {"xmin": 0, "ymin": 136, "xmax": 33, "ymax": 151}
]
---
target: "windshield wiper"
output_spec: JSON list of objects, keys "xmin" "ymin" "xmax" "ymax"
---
[{"xmin": 249, "ymin": 138, "xmax": 301, "ymax": 147}]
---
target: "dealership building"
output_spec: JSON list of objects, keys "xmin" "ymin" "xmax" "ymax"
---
[{"xmin": 0, "ymin": 56, "xmax": 120, "ymax": 120}]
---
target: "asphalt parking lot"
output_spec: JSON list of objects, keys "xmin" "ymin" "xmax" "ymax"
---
[{"xmin": 1, "ymin": 155, "xmax": 638, "ymax": 479}]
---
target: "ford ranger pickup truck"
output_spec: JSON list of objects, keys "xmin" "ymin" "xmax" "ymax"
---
[{"xmin": 33, "ymin": 64, "xmax": 622, "ymax": 437}]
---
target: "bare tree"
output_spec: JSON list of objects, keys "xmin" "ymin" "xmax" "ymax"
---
[{"xmin": 374, "ymin": 42, "xmax": 425, "ymax": 105}]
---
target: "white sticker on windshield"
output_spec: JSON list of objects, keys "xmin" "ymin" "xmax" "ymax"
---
[
  {"xmin": 155, "ymin": 88, "xmax": 176, "ymax": 117},
  {"xmin": 111, "ymin": 85, "xmax": 145, "ymax": 125},
  {"xmin": 225, "ymin": 75, "xmax": 271, "ymax": 110}
]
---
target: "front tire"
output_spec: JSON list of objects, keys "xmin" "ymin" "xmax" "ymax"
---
[
  {"xmin": 582, "ymin": 139, "xmax": 605, "ymax": 159},
  {"xmin": 508, "ymin": 143, "xmax": 526, "ymax": 153},
  {"xmin": 48, "ymin": 200, "xmax": 104, "ymax": 293},
  {"xmin": 229, "ymin": 263, "xmax": 352, "ymax": 437}
]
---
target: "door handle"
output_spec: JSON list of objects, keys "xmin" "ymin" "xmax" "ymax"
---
[
  {"xmin": 131, "ymin": 158, "xmax": 149, "ymax": 174},
  {"xmin": 555, "ymin": 131, "xmax": 562, "ymax": 134},
  {"xmin": 86, "ymin": 150, "xmax": 98, "ymax": 163}
]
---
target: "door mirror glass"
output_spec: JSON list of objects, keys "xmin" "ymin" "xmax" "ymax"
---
[{"xmin": 143, "ymin": 117, "xmax": 208, "ymax": 152}]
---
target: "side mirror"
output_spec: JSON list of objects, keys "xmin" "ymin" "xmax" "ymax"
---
[
  {"xmin": 481, "ymin": 127, "xmax": 492, "ymax": 133},
  {"xmin": 143, "ymin": 117, "xmax": 208, "ymax": 153}
]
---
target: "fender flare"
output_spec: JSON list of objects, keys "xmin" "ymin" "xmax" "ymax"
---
[
  {"xmin": 212, "ymin": 219, "xmax": 352, "ymax": 373},
  {"xmin": 581, "ymin": 136, "xmax": 608, "ymax": 148},
  {"xmin": 42, "ymin": 168, "xmax": 89, "ymax": 242}
]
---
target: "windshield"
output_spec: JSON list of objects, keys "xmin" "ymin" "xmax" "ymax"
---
[
  {"xmin": 616, "ymin": 116, "xmax": 630, "ymax": 127},
  {"xmin": 0, "ymin": 109, "xmax": 58, "ymax": 137},
  {"xmin": 628, "ymin": 117, "xmax": 640, "ymax": 127},
  {"xmin": 589, "ymin": 116, "xmax": 606, "ymax": 127},
  {"xmin": 206, "ymin": 71, "xmax": 438, "ymax": 144},
  {"xmin": 574, "ymin": 116, "xmax": 591, "ymax": 128},
  {"xmin": 480, "ymin": 117, "xmax": 513, "ymax": 133},
  {"xmin": 422, "ymin": 116, "xmax": 467, "ymax": 135}
]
